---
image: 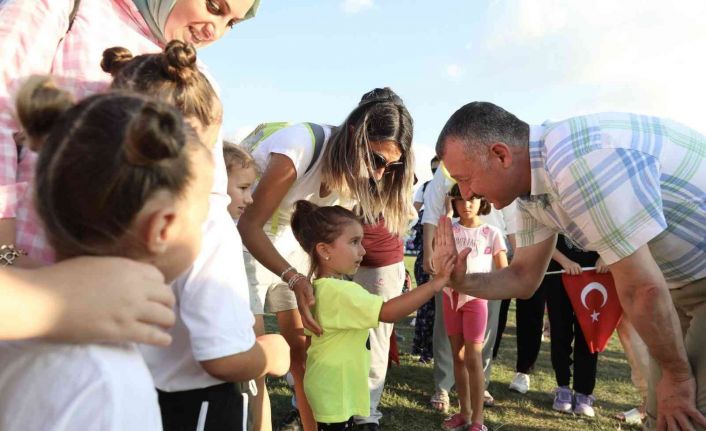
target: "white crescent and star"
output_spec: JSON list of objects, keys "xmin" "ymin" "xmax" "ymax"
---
[{"xmin": 580, "ymin": 282, "xmax": 609, "ymax": 322}]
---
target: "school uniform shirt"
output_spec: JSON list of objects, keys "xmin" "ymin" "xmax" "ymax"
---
[
  {"xmin": 141, "ymin": 207, "xmax": 256, "ymax": 391},
  {"xmin": 304, "ymin": 278, "xmax": 384, "ymax": 423},
  {"xmin": 0, "ymin": 341, "xmax": 161, "ymax": 431},
  {"xmin": 444, "ymin": 222, "xmax": 506, "ymax": 310},
  {"xmin": 516, "ymin": 113, "xmax": 706, "ymax": 288}
]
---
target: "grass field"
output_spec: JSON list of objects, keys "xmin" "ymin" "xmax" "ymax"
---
[{"xmin": 265, "ymin": 256, "xmax": 642, "ymax": 431}]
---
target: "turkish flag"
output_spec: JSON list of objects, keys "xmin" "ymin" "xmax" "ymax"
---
[{"xmin": 562, "ymin": 271, "xmax": 623, "ymax": 353}]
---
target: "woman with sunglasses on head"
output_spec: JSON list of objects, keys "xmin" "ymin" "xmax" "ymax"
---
[{"xmin": 238, "ymin": 87, "xmax": 415, "ymax": 431}]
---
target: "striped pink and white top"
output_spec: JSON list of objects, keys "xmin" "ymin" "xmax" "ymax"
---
[{"xmin": 0, "ymin": 0, "xmax": 162, "ymax": 262}]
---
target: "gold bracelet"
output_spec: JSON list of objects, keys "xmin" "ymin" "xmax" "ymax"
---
[{"xmin": 0, "ymin": 245, "xmax": 27, "ymax": 266}]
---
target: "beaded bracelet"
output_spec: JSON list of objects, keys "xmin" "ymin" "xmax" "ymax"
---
[
  {"xmin": 287, "ymin": 273, "xmax": 306, "ymax": 291},
  {"xmin": 279, "ymin": 266, "xmax": 296, "ymax": 281}
]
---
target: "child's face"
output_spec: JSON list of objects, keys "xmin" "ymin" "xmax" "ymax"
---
[
  {"xmin": 454, "ymin": 197, "xmax": 481, "ymax": 222},
  {"xmin": 320, "ymin": 222, "xmax": 366, "ymax": 276},
  {"xmin": 226, "ymin": 165, "xmax": 256, "ymax": 219},
  {"xmin": 158, "ymin": 148, "xmax": 214, "ymax": 282}
]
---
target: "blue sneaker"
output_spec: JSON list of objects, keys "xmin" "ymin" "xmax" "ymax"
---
[
  {"xmin": 573, "ymin": 393, "xmax": 596, "ymax": 417},
  {"xmin": 552, "ymin": 386, "xmax": 573, "ymax": 413}
]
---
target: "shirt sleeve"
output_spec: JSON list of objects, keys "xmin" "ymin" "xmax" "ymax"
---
[
  {"xmin": 252, "ymin": 123, "xmax": 315, "ymax": 181},
  {"xmin": 515, "ymin": 200, "xmax": 558, "ymax": 249},
  {"xmin": 421, "ymin": 166, "xmax": 455, "ymax": 225},
  {"xmin": 553, "ymin": 148, "xmax": 667, "ymax": 264},
  {"xmin": 317, "ymin": 280, "xmax": 384, "ymax": 330},
  {"xmin": 501, "ymin": 201, "xmax": 519, "ymax": 235},
  {"xmin": 489, "ymin": 226, "xmax": 507, "ymax": 256},
  {"xmin": 179, "ymin": 207, "xmax": 256, "ymax": 361},
  {"xmin": 0, "ymin": 0, "xmax": 72, "ymax": 218}
]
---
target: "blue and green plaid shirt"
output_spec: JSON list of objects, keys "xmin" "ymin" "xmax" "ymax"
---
[{"xmin": 516, "ymin": 113, "xmax": 706, "ymax": 288}]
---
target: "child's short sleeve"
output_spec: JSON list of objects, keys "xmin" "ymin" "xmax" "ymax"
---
[
  {"xmin": 489, "ymin": 226, "xmax": 507, "ymax": 256},
  {"xmin": 315, "ymin": 279, "xmax": 384, "ymax": 331}
]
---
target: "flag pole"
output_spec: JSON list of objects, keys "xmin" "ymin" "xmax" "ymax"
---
[{"xmin": 544, "ymin": 266, "xmax": 596, "ymax": 275}]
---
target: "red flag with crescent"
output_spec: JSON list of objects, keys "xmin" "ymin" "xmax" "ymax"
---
[{"xmin": 562, "ymin": 270, "xmax": 623, "ymax": 353}]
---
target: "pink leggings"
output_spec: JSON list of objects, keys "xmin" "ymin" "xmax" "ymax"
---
[{"xmin": 443, "ymin": 293, "xmax": 488, "ymax": 343}]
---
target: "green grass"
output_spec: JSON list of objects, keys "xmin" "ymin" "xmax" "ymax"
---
[{"xmin": 264, "ymin": 256, "xmax": 642, "ymax": 430}]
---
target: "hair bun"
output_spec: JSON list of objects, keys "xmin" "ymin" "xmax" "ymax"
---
[
  {"xmin": 101, "ymin": 47, "xmax": 134, "ymax": 76},
  {"xmin": 15, "ymin": 76, "xmax": 74, "ymax": 151},
  {"xmin": 162, "ymin": 40, "xmax": 198, "ymax": 83},
  {"xmin": 125, "ymin": 102, "xmax": 185, "ymax": 166},
  {"xmin": 358, "ymin": 87, "xmax": 404, "ymax": 106}
]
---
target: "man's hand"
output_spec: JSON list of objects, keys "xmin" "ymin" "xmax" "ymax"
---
[
  {"xmin": 656, "ymin": 374, "xmax": 706, "ymax": 430},
  {"xmin": 432, "ymin": 216, "xmax": 470, "ymax": 287},
  {"xmin": 292, "ymin": 278, "xmax": 322, "ymax": 336}
]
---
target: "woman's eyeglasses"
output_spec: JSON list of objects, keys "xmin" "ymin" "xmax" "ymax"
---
[{"xmin": 370, "ymin": 151, "xmax": 404, "ymax": 174}]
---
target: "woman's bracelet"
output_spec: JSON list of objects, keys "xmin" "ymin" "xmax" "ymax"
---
[
  {"xmin": 280, "ymin": 266, "xmax": 296, "ymax": 281},
  {"xmin": 287, "ymin": 273, "xmax": 306, "ymax": 291}
]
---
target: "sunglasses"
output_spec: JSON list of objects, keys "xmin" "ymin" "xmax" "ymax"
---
[{"xmin": 370, "ymin": 151, "xmax": 405, "ymax": 174}]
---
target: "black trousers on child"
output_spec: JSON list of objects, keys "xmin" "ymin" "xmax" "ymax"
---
[
  {"xmin": 317, "ymin": 417, "xmax": 354, "ymax": 430},
  {"xmin": 545, "ymin": 235, "xmax": 599, "ymax": 395},
  {"xmin": 158, "ymin": 382, "xmax": 246, "ymax": 431}
]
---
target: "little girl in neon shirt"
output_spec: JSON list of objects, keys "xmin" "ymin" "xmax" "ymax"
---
[{"xmin": 289, "ymin": 200, "xmax": 455, "ymax": 431}]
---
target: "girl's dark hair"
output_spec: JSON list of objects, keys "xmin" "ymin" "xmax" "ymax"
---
[
  {"xmin": 448, "ymin": 184, "xmax": 491, "ymax": 217},
  {"xmin": 322, "ymin": 87, "xmax": 415, "ymax": 236},
  {"xmin": 15, "ymin": 76, "xmax": 204, "ymax": 258},
  {"xmin": 223, "ymin": 140, "xmax": 258, "ymax": 174},
  {"xmin": 102, "ymin": 40, "xmax": 220, "ymax": 129},
  {"xmin": 290, "ymin": 200, "xmax": 361, "ymax": 279}
]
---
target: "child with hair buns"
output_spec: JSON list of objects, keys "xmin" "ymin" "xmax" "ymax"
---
[
  {"xmin": 100, "ymin": 41, "xmax": 289, "ymax": 431},
  {"xmin": 0, "ymin": 77, "xmax": 212, "ymax": 431},
  {"xmin": 289, "ymin": 200, "xmax": 455, "ymax": 431}
]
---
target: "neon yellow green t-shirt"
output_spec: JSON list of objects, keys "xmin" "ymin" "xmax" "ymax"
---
[{"xmin": 304, "ymin": 278, "xmax": 384, "ymax": 423}]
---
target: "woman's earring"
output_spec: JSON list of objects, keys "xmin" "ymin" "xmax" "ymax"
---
[{"xmin": 325, "ymin": 256, "xmax": 330, "ymax": 261}]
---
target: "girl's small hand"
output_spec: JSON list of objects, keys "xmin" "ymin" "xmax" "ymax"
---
[
  {"xmin": 291, "ymin": 277, "xmax": 323, "ymax": 336},
  {"xmin": 595, "ymin": 257, "xmax": 610, "ymax": 274},
  {"xmin": 561, "ymin": 259, "xmax": 583, "ymax": 276},
  {"xmin": 432, "ymin": 254, "xmax": 457, "ymax": 290}
]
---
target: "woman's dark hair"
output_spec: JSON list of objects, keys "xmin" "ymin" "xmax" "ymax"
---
[
  {"xmin": 15, "ymin": 76, "xmax": 204, "ymax": 258},
  {"xmin": 102, "ymin": 40, "xmax": 220, "ymax": 129},
  {"xmin": 290, "ymin": 200, "xmax": 361, "ymax": 279},
  {"xmin": 448, "ymin": 184, "xmax": 491, "ymax": 217},
  {"xmin": 322, "ymin": 87, "xmax": 415, "ymax": 236}
]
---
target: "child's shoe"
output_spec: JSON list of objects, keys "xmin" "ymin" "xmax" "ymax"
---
[
  {"xmin": 469, "ymin": 422, "xmax": 488, "ymax": 431},
  {"xmin": 552, "ymin": 386, "xmax": 573, "ymax": 413},
  {"xmin": 509, "ymin": 372, "xmax": 530, "ymax": 394},
  {"xmin": 442, "ymin": 413, "xmax": 469, "ymax": 431},
  {"xmin": 573, "ymin": 393, "xmax": 596, "ymax": 417}
]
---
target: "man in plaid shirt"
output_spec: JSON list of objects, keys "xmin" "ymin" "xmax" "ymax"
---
[{"xmin": 433, "ymin": 101, "xmax": 706, "ymax": 431}]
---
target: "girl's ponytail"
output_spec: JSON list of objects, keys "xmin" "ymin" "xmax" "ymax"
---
[{"xmin": 100, "ymin": 47, "xmax": 134, "ymax": 77}]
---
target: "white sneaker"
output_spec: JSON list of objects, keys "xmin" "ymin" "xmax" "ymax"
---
[{"xmin": 509, "ymin": 372, "xmax": 530, "ymax": 394}]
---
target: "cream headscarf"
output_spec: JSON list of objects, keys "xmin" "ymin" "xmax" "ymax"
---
[{"xmin": 132, "ymin": 0, "xmax": 260, "ymax": 44}]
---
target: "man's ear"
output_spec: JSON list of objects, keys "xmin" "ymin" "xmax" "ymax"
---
[
  {"xmin": 142, "ymin": 205, "xmax": 178, "ymax": 255},
  {"xmin": 489, "ymin": 142, "xmax": 512, "ymax": 168}
]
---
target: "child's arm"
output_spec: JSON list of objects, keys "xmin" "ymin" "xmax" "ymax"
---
[
  {"xmin": 494, "ymin": 250, "xmax": 508, "ymax": 269},
  {"xmin": 552, "ymin": 249, "xmax": 582, "ymax": 275},
  {"xmin": 379, "ymin": 254, "xmax": 455, "ymax": 323},
  {"xmin": 200, "ymin": 333, "xmax": 290, "ymax": 382}
]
